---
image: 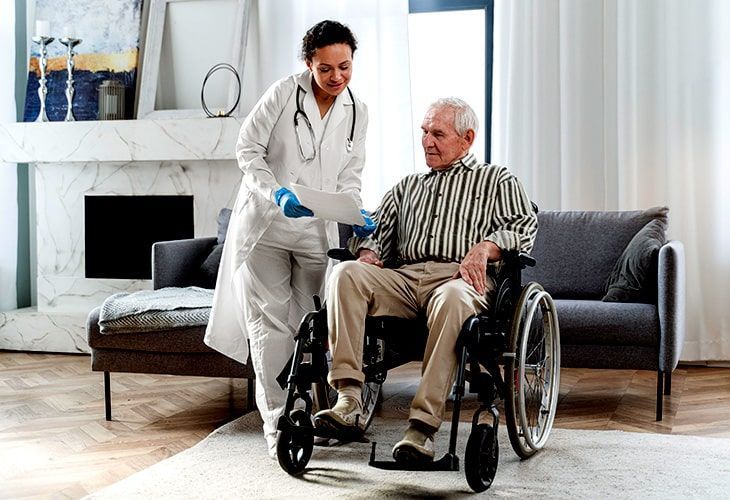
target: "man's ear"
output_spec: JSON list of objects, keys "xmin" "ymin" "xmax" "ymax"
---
[{"xmin": 463, "ymin": 129, "xmax": 476, "ymax": 148}]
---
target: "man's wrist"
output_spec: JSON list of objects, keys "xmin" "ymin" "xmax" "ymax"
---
[
  {"xmin": 481, "ymin": 240, "xmax": 501, "ymax": 260},
  {"xmin": 356, "ymin": 248, "xmax": 378, "ymax": 259}
]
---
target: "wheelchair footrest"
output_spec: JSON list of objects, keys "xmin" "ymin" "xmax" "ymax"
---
[
  {"xmin": 368, "ymin": 442, "xmax": 459, "ymax": 471},
  {"xmin": 313, "ymin": 425, "xmax": 369, "ymax": 443}
]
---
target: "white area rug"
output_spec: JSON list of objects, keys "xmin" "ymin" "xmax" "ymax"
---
[{"xmin": 89, "ymin": 404, "xmax": 730, "ymax": 499}]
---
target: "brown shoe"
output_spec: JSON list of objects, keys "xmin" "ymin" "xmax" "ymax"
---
[
  {"xmin": 314, "ymin": 396, "xmax": 363, "ymax": 432},
  {"xmin": 392, "ymin": 424, "xmax": 435, "ymax": 462}
]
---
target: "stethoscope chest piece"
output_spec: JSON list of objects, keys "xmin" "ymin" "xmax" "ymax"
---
[{"xmin": 345, "ymin": 138, "xmax": 353, "ymax": 153}]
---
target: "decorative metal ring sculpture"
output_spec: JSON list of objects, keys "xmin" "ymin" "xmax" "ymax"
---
[{"xmin": 201, "ymin": 63, "xmax": 241, "ymax": 118}]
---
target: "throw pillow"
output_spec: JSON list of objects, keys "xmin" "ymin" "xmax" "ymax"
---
[
  {"xmin": 197, "ymin": 243, "xmax": 224, "ymax": 289},
  {"xmin": 217, "ymin": 208, "xmax": 232, "ymax": 244},
  {"xmin": 196, "ymin": 208, "xmax": 231, "ymax": 289},
  {"xmin": 602, "ymin": 217, "xmax": 668, "ymax": 303}
]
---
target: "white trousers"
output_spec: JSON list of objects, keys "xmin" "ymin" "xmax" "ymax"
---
[{"xmin": 240, "ymin": 215, "xmax": 329, "ymax": 447}]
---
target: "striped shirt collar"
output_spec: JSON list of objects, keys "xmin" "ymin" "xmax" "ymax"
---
[{"xmin": 423, "ymin": 152, "xmax": 479, "ymax": 177}]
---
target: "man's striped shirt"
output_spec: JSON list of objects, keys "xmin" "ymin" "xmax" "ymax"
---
[{"xmin": 350, "ymin": 153, "xmax": 537, "ymax": 266}]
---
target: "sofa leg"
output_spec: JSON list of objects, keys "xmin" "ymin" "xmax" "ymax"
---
[
  {"xmin": 664, "ymin": 371, "xmax": 672, "ymax": 396},
  {"xmin": 104, "ymin": 371, "xmax": 112, "ymax": 421},
  {"xmin": 656, "ymin": 370, "xmax": 664, "ymax": 421},
  {"xmin": 246, "ymin": 379, "xmax": 256, "ymax": 412}
]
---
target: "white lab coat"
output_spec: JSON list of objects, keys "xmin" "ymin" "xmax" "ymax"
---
[{"xmin": 204, "ymin": 70, "xmax": 368, "ymax": 364}]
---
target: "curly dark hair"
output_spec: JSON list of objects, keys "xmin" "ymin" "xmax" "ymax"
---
[{"xmin": 300, "ymin": 20, "xmax": 358, "ymax": 61}]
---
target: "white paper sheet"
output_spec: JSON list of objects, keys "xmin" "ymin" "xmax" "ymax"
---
[{"xmin": 291, "ymin": 183, "xmax": 366, "ymax": 226}]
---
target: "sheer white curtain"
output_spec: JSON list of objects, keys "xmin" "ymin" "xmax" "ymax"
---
[
  {"xmin": 0, "ymin": 0, "xmax": 18, "ymax": 312},
  {"xmin": 492, "ymin": 0, "xmax": 730, "ymax": 361},
  {"xmin": 241, "ymin": 0, "xmax": 413, "ymax": 209}
]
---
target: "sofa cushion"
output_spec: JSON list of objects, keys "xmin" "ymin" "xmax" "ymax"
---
[
  {"xmin": 554, "ymin": 299, "xmax": 659, "ymax": 347},
  {"xmin": 87, "ymin": 306, "xmax": 215, "ymax": 353},
  {"xmin": 602, "ymin": 217, "xmax": 667, "ymax": 303},
  {"xmin": 523, "ymin": 207, "xmax": 668, "ymax": 299}
]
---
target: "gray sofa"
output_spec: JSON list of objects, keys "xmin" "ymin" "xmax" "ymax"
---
[
  {"xmin": 86, "ymin": 224, "xmax": 255, "ymax": 421},
  {"xmin": 522, "ymin": 208, "xmax": 685, "ymax": 420}
]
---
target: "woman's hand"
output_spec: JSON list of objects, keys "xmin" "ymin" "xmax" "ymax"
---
[
  {"xmin": 452, "ymin": 241, "xmax": 501, "ymax": 295},
  {"xmin": 274, "ymin": 187, "xmax": 313, "ymax": 218},
  {"xmin": 356, "ymin": 248, "xmax": 383, "ymax": 267},
  {"xmin": 353, "ymin": 209, "xmax": 377, "ymax": 237}
]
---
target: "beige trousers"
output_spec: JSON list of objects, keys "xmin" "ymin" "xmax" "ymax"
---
[{"xmin": 326, "ymin": 260, "xmax": 494, "ymax": 430}]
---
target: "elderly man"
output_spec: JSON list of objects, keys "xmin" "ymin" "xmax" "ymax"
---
[{"xmin": 314, "ymin": 98, "xmax": 537, "ymax": 462}]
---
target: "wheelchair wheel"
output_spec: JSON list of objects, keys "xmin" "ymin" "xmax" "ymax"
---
[
  {"xmin": 504, "ymin": 282, "xmax": 560, "ymax": 459},
  {"xmin": 312, "ymin": 342, "xmax": 383, "ymax": 431},
  {"xmin": 465, "ymin": 423, "xmax": 499, "ymax": 492},
  {"xmin": 276, "ymin": 409, "xmax": 314, "ymax": 476}
]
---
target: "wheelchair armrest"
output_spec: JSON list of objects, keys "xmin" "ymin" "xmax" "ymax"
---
[
  {"xmin": 499, "ymin": 249, "xmax": 535, "ymax": 269},
  {"xmin": 519, "ymin": 252, "xmax": 536, "ymax": 268},
  {"xmin": 327, "ymin": 248, "xmax": 356, "ymax": 261}
]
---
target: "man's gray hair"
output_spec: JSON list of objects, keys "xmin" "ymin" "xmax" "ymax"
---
[{"xmin": 427, "ymin": 97, "xmax": 479, "ymax": 136}]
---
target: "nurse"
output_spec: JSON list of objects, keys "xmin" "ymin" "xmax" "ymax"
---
[{"xmin": 204, "ymin": 20, "xmax": 374, "ymax": 457}]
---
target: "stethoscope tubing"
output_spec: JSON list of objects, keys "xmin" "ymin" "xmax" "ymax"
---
[{"xmin": 294, "ymin": 84, "xmax": 356, "ymax": 160}]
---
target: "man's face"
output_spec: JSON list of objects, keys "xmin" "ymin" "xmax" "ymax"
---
[{"xmin": 420, "ymin": 107, "xmax": 472, "ymax": 170}]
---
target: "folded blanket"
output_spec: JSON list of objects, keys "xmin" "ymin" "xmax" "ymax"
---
[{"xmin": 99, "ymin": 286, "xmax": 214, "ymax": 334}]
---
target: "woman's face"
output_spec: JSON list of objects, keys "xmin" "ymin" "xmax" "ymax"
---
[{"xmin": 306, "ymin": 43, "xmax": 353, "ymax": 98}]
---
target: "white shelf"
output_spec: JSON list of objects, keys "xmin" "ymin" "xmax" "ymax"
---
[{"xmin": 0, "ymin": 117, "xmax": 243, "ymax": 163}]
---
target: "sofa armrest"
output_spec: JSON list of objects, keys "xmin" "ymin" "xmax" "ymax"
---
[
  {"xmin": 657, "ymin": 240, "xmax": 685, "ymax": 371},
  {"xmin": 152, "ymin": 237, "xmax": 217, "ymax": 289}
]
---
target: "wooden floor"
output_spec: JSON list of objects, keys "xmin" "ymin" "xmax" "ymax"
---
[{"xmin": 1, "ymin": 352, "xmax": 729, "ymax": 499}]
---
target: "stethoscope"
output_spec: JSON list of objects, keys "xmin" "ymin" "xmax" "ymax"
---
[{"xmin": 294, "ymin": 84, "xmax": 356, "ymax": 161}]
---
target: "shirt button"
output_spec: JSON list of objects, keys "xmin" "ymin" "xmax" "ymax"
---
[
  {"xmin": 429, "ymin": 235, "xmax": 434, "ymax": 238},
  {"xmin": 438, "ymin": 193, "xmax": 443, "ymax": 197}
]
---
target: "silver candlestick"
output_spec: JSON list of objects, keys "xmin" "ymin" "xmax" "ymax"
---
[
  {"xmin": 32, "ymin": 35, "xmax": 54, "ymax": 122},
  {"xmin": 59, "ymin": 37, "xmax": 82, "ymax": 121}
]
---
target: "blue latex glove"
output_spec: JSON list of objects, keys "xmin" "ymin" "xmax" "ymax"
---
[
  {"xmin": 274, "ymin": 187, "xmax": 313, "ymax": 218},
  {"xmin": 353, "ymin": 209, "xmax": 377, "ymax": 237}
]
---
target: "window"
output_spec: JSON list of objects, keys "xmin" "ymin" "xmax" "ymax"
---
[{"xmin": 408, "ymin": 0, "xmax": 493, "ymax": 169}]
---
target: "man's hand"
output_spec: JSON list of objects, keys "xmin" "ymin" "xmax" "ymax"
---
[
  {"xmin": 356, "ymin": 248, "xmax": 383, "ymax": 267},
  {"xmin": 453, "ymin": 241, "xmax": 501, "ymax": 295}
]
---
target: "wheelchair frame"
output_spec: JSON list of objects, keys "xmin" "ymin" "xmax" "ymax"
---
[{"xmin": 276, "ymin": 251, "xmax": 561, "ymax": 492}]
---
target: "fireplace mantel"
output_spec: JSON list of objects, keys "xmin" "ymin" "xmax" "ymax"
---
[
  {"xmin": 0, "ymin": 118, "xmax": 244, "ymax": 354},
  {"xmin": 0, "ymin": 117, "xmax": 243, "ymax": 164}
]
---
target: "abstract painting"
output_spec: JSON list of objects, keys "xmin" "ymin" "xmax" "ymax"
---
[{"xmin": 23, "ymin": 0, "xmax": 143, "ymax": 121}]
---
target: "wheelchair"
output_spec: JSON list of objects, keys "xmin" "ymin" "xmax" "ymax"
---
[{"xmin": 275, "ymin": 249, "xmax": 560, "ymax": 493}]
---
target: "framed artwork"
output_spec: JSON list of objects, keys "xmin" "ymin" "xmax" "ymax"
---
[
  {"xmin": 136, "ymin": 0, "xmax": 250, "ymax": 119},
  {"xmin": 23, "ymin": 0, "xmax": 144, "ymax": 122}
]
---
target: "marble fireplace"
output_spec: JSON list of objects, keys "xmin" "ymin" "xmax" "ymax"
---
[{"xmin": 0, "ymin": 118, "xmax": 243, "ymax": 353}]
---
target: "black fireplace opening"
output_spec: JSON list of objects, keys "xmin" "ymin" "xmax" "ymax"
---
[{"xmin": 85, "ymin": 195, "xmax": 194, "ymax": 280}]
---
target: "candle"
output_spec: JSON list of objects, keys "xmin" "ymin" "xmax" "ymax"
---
[
  {"xmin": 35, "ymin": 20, "xmax": 50, "ymax": 38},
  {"xmin": 63, "ymin": 25, "xmax": 76, "ymax": 39}
]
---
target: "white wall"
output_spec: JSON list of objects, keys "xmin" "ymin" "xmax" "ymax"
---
[{"xmin": 1, "ymin": 0, "xmax": 18, "ymax": 312}]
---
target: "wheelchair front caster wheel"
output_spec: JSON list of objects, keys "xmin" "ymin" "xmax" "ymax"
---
[
  {"xmin": 276, "ymin": 409, "xmax": 314, "ymax": 476},
  {"xmin": 465, "ymin": 423, "xmax": 499, "ymax": 492}
]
